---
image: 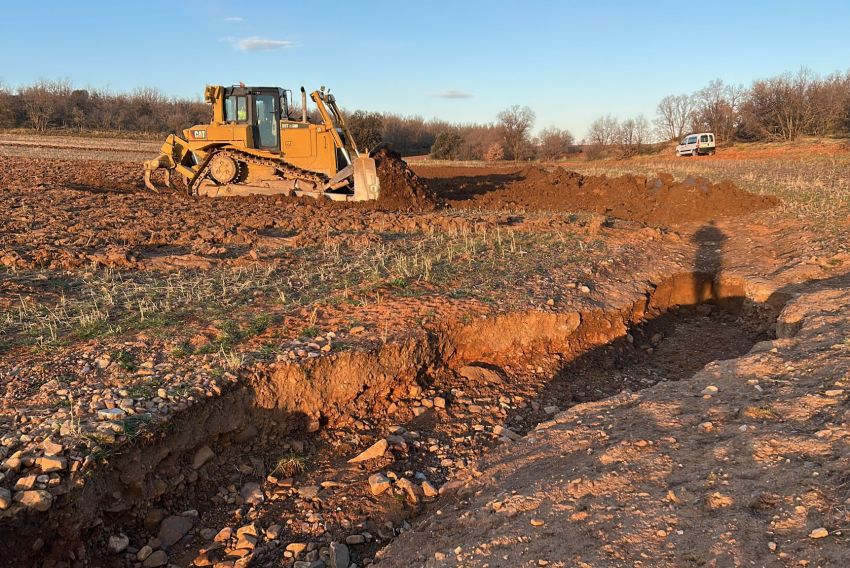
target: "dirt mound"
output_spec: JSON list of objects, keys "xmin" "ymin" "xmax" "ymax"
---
[
  {"xmin": 372, "ymin": 148, "xmax": 439, "ymax": 211},
  {"xmin": 418, "ymin": 164, "xmax": 778, "ymax": 225}
]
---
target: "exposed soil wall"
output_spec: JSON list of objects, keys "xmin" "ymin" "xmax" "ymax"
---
[{"xmin": 0, "ymin": 270, "xmax": 784, "ymax": 566}]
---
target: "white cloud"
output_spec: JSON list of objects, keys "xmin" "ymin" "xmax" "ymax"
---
[
  {"xmin": 234, "ymin": 37, "xmax": 296, "ymax": 52},
  {"xmin": 223, "ymin": 16, "xmax": 244, "ymax": 22},
  {"xmin": 434, "ymin": 90, "xmax": 472, "ymax": 99}
]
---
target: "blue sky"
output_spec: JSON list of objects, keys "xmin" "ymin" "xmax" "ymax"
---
[{"xmin": 4, "ymin": 0, "xmax": 850, "ymax": 138}]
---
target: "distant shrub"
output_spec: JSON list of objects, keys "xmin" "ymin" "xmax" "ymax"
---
[
  {"xmin": 483, "ymin": 142, "xmax": 505, "ymax": 161},
  {"xmin": 430, "ymin": 130, "xmax": 464, "ymax": 160}
]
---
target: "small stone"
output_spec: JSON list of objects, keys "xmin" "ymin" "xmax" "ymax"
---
[
  {"xmin": 265, "ymin": 524, "xmax": 282, "ymax": 540},
  {"xmin": 108, "ymin": 533, "xmax": 130, "ymax": 554},
  {"xmin": 348, "ymin": 439, "xmax": 388, "ymax": 463},
  {"xmin": 42, "ymin": 440, "xmax": 63, "ymax": 456},
  {"xmin": 286, "ymin": 542, "xmax": 308, "ymax": 555},
  {"xmin": 543, "ymin": 405, "xmax": 560, "ymax": 415},
  {"xmin": 214, "ymin": 527, "xmax": 232, "ymax": 542},
  {"xmin": 0, "ymin": 488, "xmax": 12, "ymax": 510},
  {"xmin": 579, "ymin": 285, "xmax": 591, "ymax": 294},
  {"xmin": 192, "ymin": 445, "xmax": 215, "ymax": 469},
  {"xmin": 14, "ymin": 475, "xmax": 37, "ymax": 491},
  {"xmin": 142, "ymin": 549, "xmax": 168, "ymax": 567},
  {"xmin": 434, "ymin": 396, "xmax": 446, "ymax": 409},
  {"xmin": 421, "ymin": 480, "xmax": 439, "ymax": 498},
  {"xmin": 530, "ymin": 519, "xmax": 545, "ymax": 527},
  {"xmin": 439, "ymin": 480, "xmax": 464, "ymax": 495},
  {"xmin": 137, "ymin": 545, "xmax": 153, "ymax": 561},
  {"xmin": 493, "ymin": 425, "xmax": 522, "ymax": 441},
  {"xmin": 701, "ymin": 385, "xmax": 719, "ymax": 396},
  {"xmin": 345, "ymin": 534, "xmax": 366, "ymax": 545},
  {"xmin": 809, "ymin": 527, "xmax": 829, "ymax": 539},
  {"xmin": 329, "ymin": 542, "xmax": 350, "ymax": 568},
  {"xmin": 97, "ymin": 407, "xmax": 126, "ymax": 420},
  {"xmin": 36, "ymin": 456, "xmax": 66, "ymax": 473},
  {"xmin": 368, "ymin": 473, "xmax": 392, "ymax": 496},
  {"xmin": 395, "ymin": 478, "xmax": 422, "ymax": 503},
  {"xmin": 768, "ymin": 541, "xmax": 777, "ymax": 551},
  {"xmin": 240, "ymin": 482, "xmax": 264, "ymax": 505},
  {"xmin": 15, "ymin": 490, "xmax": 53, "ymax": 512},
  {"xmin": 158, "ymin": 514, "xmax": 195, "ymax": 548},
  {"xmin": 699, "ymin": 421, "xmax": 714, "ymax": 433}
]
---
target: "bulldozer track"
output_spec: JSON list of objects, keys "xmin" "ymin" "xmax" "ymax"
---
[{"xmin": 189, "ymin": 147, "xmax": 331, "ymax": 194}]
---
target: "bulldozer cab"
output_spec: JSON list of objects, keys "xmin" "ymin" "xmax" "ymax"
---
[{"xmin": 221, "ymin": 86, "xmax": 284, "ymax": 150}]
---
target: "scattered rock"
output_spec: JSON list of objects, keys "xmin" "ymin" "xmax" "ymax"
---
[
  {"xmin": 701, "ymin": 385, "xmax": 719, "ymax": 396},
  {"xmin": 493, "ymin": 425, "xmax": 522, "ymax": 441},
  {"xmin": 142, "ymin": 549, "xmax": 168, "ymax": 567},
  {"xmin": 396, "ymin": 477, "xmax": 422, "ymax": 503},
  {"xmin": 240, "ymin": 482, "xmax": 265, "ymax": 506},
  {"xmin": 15, "ymin": 490, "xmax": 53, "ymax": 512},
  {"xmin": 158, "ymin": 514, "xmax": 195, "ymax": 548},
  {"xmin": 329, "ymin": 542, "xmax": 350, "ymax": 568},
  {"xmin": 97, "ymin": 407, "xmax": 125, "ymax": 420},
  {"xmin": 0, "ymin": 488, "xmax": 11, "ymax": 510},
  {"xmin": 421, "ymin": 480, "xmax": 439, "ymax": 498},
  {"xmin": 192, "ymin": 445, "xmax": 215, "ymax": 469},
  {"xmin": 368, "ymin": 473, "xmax": 392, "ymax": 496},
  {"xmin": 457, "ymin": 365, "xmax": 503, "ymax": 384},
  {"xmin": 809, "ymin": 527, "xmax": 829, "ymax": 539},
  {"xmin": 286, "ymin": 542, "xmax": 308, "ymax": 555},
  {"xmin": 108, "ymin": 533, "xmax": 130, "ymax": 554},
  {"xmin": 137, "ymin": 545, "xmax": 153, "ymax": 561},
  {"xmin": 530, "ymin": 518, "xmax": 545, "ymax": 527},
  {"xmin": 348, "ymin": 439, "xmax": 389, "ymax": 463},
  {"xmin": 35, "ymin": 456, "xmax": 66, "ymax": 473}
]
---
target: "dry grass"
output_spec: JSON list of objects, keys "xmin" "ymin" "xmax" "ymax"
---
[
  {"xmin": 0, "ymin": 224, "xmax": 599, "ymax": 353},
  {"xmin": 572, "ymin": 154, "xmax": 850, "ymax": 231}
]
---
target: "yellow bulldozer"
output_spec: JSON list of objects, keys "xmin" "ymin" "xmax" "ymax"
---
[{"xmin": 143, "ymin": 85, "xmax": 380, "ymax": 200}]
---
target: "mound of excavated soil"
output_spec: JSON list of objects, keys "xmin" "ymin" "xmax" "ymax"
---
[
  {"xmin": 420, "ymin": 165, "xmax": 778, "ymax": 225},
  {"xmin": 372, "ymin": 148, "xmax": 439, "ymax": 211}
]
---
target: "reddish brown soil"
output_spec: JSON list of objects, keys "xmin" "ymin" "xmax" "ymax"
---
[
  {"xmin": 372, "ymin": 148, "xmax": 439, "ymax": 211},
  {"xmin": 417, "ymin": 164, "xmax": 778, "ymax": 225}
]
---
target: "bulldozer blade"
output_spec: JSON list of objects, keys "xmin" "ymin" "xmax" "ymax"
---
[{"xmin": 352, "ymin": 156, "xmax": 380, "ymax": 201}]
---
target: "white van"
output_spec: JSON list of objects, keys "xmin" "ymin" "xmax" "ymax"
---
[{"xmin": 676, "ymin": 132, "xmax": 715, "ymax": 156}]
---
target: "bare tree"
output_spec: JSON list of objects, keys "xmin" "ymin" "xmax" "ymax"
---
[
  {"xmin": 655, "ymin": 94, "xmax": 694, "ymax": 141},
  {"xmin": 690, "ymin": 79, "xmax": 743, "ymax": 143},
  {"xmin": 587, "ymin": 115, "xmax": 619, "ymax": 146},
  {"xmin": 497, "ymin": 105, "xmax": 536, "ymax": 160},
  {"xmin": 537, "ymin": 126, "xmax": 575, "ymax": 160}
]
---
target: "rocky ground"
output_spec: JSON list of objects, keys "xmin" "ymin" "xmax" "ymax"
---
[{"xmin": 0, "ymin": 138, "xmax": 849, "ymax": 567}]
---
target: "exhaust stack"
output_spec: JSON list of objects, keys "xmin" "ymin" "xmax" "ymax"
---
[{"xmin": 301, "ymin": 87, "xmax": 307, "ymax": 123}]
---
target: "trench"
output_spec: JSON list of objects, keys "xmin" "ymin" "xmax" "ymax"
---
[{"xmin": 6, "ymin": 272, "xmax": 786, "ymax": 568}]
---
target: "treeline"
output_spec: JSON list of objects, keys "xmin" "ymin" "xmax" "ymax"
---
[
  {"xmin": 0, "ymin": 79, "xmax": 208, "ymax": 134},
  {"xmin": 589, "ymin": 68, "xmax": 850, "ymax": 152},
  {"xmin": 5, "ymin": 68, "xmax": 849, "ymax": 160},
  {"xmin": 348, "ymin": 106, "xmax": 577, "ymax": 161}
]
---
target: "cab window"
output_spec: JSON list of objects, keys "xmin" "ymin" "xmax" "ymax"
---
[
  {"xmin": 700, "ymin": 135, "xmax": 709, "ymax": 143},
  {"xmin": 687, "ymin": 136, "xmax": 697, "ymax": 144},
  {"xmin": 225, "ymin": 96, "xmax": 248, "ymax": 122}
]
